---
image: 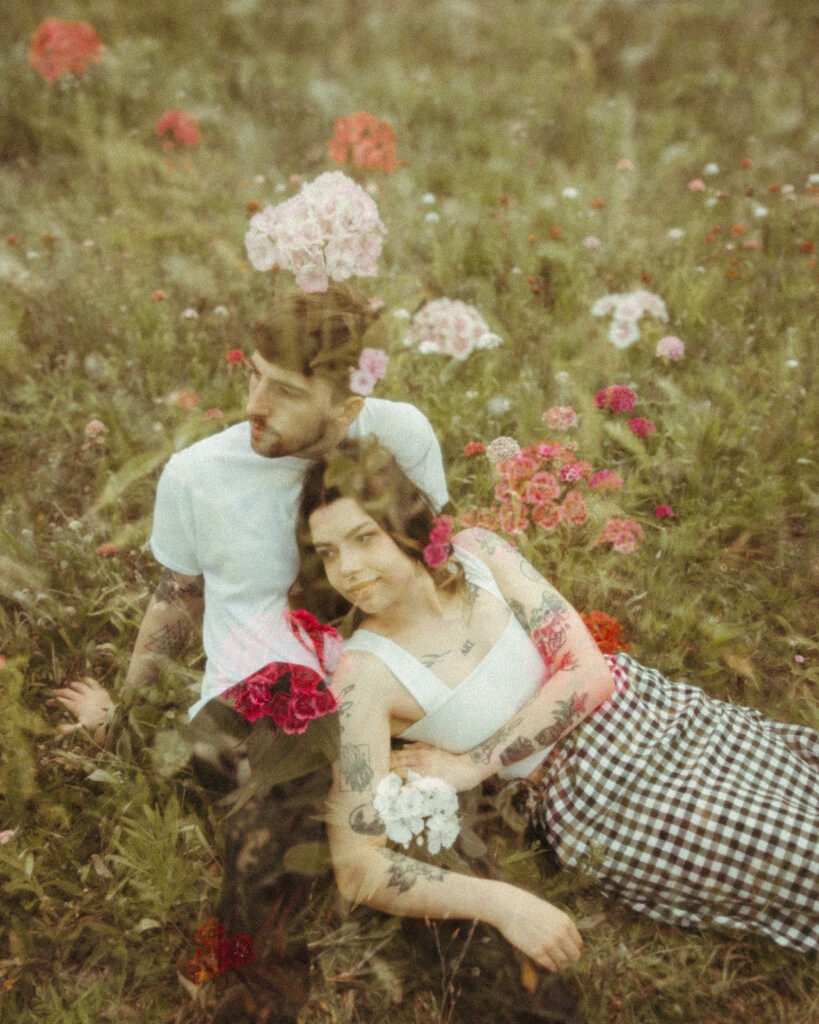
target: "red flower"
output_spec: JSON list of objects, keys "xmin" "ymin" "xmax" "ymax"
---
[
  {"xmin": 96, "ymin": 543, "xmax": 120, "ymax": 557},
  {"xmin": 29, "ymin": 19, "xmax": 103, "ymax": 82},
  {"xmin": 220, "ymin": 932, "xmax": 255, "ymax": 970},
  {"xmin": 581, "ymin": 610, "xmax": 629, "ymax": 654},
  {"xmin": 627, "ymin": 417, "xmax": 656, "ymax": 437},
  {"xmin": 226, "ymin": 349, "xmax": 246, "ymax": 364},
  {"xmin": 155, "ymin": 110, "xmax": 200, "ymax": 147},
  {"xmin": 423, "ymin": 542, "xmax": 451, "ymax": 568},
  {"xmin": 327, "ymin": 112, "xmax": 398, "ymax": 172},
  {"xmin": 464, "ymin": 441, "xmax": 485, "ymax": 456},
  {"xmin": 655, "ymin": 505, "xmax": 675, "ymax": 519},
  {"xmin": 594, "ymin": 385, "xmax": 636, "ymax": 414}
]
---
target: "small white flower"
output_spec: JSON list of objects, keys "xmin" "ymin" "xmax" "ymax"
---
[
  {"xmin": 562, "ymin": 187, "xmax": 579, "ymax": 199},
  {"xmin": 181, "ymin": 308, "xmax": 199, "ymax": 320},
  {"xmin": 705, "ymin": 197, "xmax": 718, "ymax": 207},
  {"xmin": 213, "ymin": 305, "xmax": 230, "ymax": 316},
  {"xmin": 785, "ymin": 359, "xmax": 799, "ymax": 368},
  {"xmin": 667, "ymin": 227, "xmax": 685, "ymax": 240},
  {"xmin": 752, "ymin": 204, "xmax": 769, "ymax": 218},
  {"xmin": 476, "ymin": 332, "xmax": 503, "ymax": 350},
  {"xmin": 703, "ymin": 162, "xmax": 720, "ymax": 175},
  {"xmin": 781, "ymin": 184, "xmax": 795, "ymax": 195},
  {"xmin": 608, "ymin": 318, "xmax": 641, "ymax": 348},
  {"xmin": 510, "ymin": 266, "xmax": 522, "ymax": 275},
  {"xmin": 807, "ymin": 173, "xmax": 819, "ymax": 186},
  {"xmin": 393, "ymin": 307, "xmax": 412, "ymax": 320},
  {"xmin": 421, "ymin": 192, "xmax": 437, "ymax": 204},
  {"xmin": 487, "ymin": 395, "xmax": 511, "ymax": 415},
  {"xmin": 424, "ymin": 211, "xmax": 441, "ymax": 224}
]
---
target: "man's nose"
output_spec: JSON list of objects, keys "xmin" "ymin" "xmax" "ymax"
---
[{"xmin": 246, "ymin": 383, "xmax": 271, "ymax": 417}]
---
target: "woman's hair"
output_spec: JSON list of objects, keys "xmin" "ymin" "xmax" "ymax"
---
[
  {"xmin": 290, "ymin": 436, "xmax": 464, "ymax": 633},
  {"xmin": 252, "ymin": 284, "xmax": 386, "ymax": 399}
]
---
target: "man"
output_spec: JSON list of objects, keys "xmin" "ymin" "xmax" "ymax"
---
[{"xmin": 56, "ymin": 284, "xmax": 447, "ymax": 1023}]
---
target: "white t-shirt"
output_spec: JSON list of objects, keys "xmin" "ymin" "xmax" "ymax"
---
[{"xmin": 149, "ymin": 398, "xmax": 448, "ymax": 718}]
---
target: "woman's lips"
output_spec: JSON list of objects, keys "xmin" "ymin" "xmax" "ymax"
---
[{"xmin": 347, "ymin": 580, "xmax": 376, "ymax": 602}]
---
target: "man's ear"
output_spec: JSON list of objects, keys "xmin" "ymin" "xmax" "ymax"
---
[{"xmin": 335, "ymin": 395, "xmax": 364, "ymax": 426}]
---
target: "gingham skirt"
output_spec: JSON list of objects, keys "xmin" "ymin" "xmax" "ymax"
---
[{"xmin": 527, "ymin": 654, "xmax": 819, "ymax": 953}]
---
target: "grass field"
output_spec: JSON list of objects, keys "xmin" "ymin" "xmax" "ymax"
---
[{"xmin": 1, "ymin": 1, "xmax": 817, "ymax": 1021}]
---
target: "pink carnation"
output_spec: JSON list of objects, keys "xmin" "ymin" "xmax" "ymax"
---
[
  {"xmin": 561, "ymin": 491, "xmax": 588, "ymax": 525},
  {"xmin": 655, "ymin": 505, "xmax": 675, "ymax": 519},
  {"xmin": 464, "ymin": 441, "xmax": 485, "ymax": 456},
  {"xmin": 596, "ymin": 518, "xmax": 644, "ymax": 554},
  {"xmin": 588, "ymin": 470, "xmax": 624, "ymax": 492},
  {"xmin": 531, "ymin": 502, "xmax": 562, "ymax": 531},
  {"xmin": 541, "ymin": 406, "xmax": 578, "ymax": 430},
  {"xmin": 627, "ymin": 418, "xmax": 656, "ymax": 437},
  {"xmin": 423, "ymin": 542, "xmax": 451, "ymax": 567},
  {"xmin": 594, "ymin": 385, "xmax": 636, "ymax": 414}
]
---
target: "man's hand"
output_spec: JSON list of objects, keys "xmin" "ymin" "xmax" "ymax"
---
[
  {"xmin": 53, "ymin": 677, "xmax": 113, "ymax": 736},
  {"xmin": 390, "ymin": 741, "xmax": 486, "ymax": 792}
]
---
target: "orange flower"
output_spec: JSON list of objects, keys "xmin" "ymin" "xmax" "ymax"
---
[
  {"xmin": 731, "ymin": 224, "xmax": 746, "ymax": 235},
  {"xmin": 327, "ymin": 111, "xmax": 398, "ymax": 172},
  {"xmin": 29, "ymin": 19, "xmax": 103, "ymax": 82},
  {"xmin": 5, "ymin": 235, "xmax": 19, "ymax": 246},
  {"xmin": 96, "ymin": 543, "xmax": 120, "ymax": 557},
  {"xmin": 799, "ymin": 241, "xmax": 815, "ymax": 254},
  {"xmin": 176, "ymin": 390, "xmax": 200, "ymax": 409},
  {"xmin": 590, "ymin": 198, "xmax": 607, "ymax": 208},
  {"xmin": 549, "ymin": 226, "xmax": 563, "ymax": 238},
  {"xmin": 739, "ymin": 158, "xmax": 754, "ymax": 169},
  {"xmin": 155, "ymin": 110, "xmax": 200, "ymax": 147}
]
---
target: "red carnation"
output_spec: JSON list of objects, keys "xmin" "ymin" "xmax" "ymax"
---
[
  {"xmin": 29, "ymin": 19, "xmax": 103, "ymax": 83},
  {"xmin": 155, "ymin": 110, "xmax": 200, "ymax": 147},
  {"xmin": 581, "ymin": 610, "xmax": 630, "ymax": 654}
]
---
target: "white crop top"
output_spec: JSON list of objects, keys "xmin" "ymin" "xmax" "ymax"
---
[{"xmin": 344, "ymin": 545, "xmax": 553, "ymax": 779}]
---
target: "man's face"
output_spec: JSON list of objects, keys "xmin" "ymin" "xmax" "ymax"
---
[{"xmin": 245, "ymin": 351, "xmax": 354, "ymax": 459}]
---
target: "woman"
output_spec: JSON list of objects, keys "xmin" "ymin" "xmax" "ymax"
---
[{"xmin": 292, "ymin": 437, "xmax": 819, "ymax": 968}]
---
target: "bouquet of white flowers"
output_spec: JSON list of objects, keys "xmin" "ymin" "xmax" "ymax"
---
[
  {"xmin": 373, "ymin": 770, "xmax": 460, "ymax": 855},
  {"xmin": 244, "ymin": 171, "xmax": 386, "ymax": 293},
  {"xmin": 402, "ymin": 297, "xmax": 502, "ymax": 360}
]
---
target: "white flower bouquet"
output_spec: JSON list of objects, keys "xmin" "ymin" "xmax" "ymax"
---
[
  {"xmin": 402, "ymin": 297, "xmax": 502, "ymax": 360},
  {"xmin": 373, "ymin": 770, "xmax": 460, "ymax": 855},
  {"xmin": 244, "ymin": 171, "xmax": 386, "ymax": 293}
]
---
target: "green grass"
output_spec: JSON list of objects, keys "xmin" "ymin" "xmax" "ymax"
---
[{"xmin": 1, "ymin": 1, "xmax": 818, "ymax": 1021}]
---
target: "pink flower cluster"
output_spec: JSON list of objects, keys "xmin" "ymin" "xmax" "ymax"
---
[
  {"xmin": 655, "ymin": 335, "xmax": 685, "ymax": 361},
  {"xmin": 186, "ymin": 918, "xmax": 254, "ymax": 986},
  {"xmin": 349, "ymin": 347, "xmax": 389, "ymax": 396},
  {"xmin": 541, "ymin": 406, "xmax": 578, "ymax": 430},
  {"xmin": 595, "ymin": 518, "xmax": 644, "ymax": 554},
  {"xmin": 460, "ymin": 440, "xmax": 597, "ymax": 536},
  {"xmin": 424, "ymin": 514, "xmax": 454, "ymax": 568},
  {"xmin": 155, "ymin": 110, "xmax": 200, "ymax": 147},
  {"xmin": 402, "ymin": 298, "xmax": 503, "ymax": 360},
  {"xmin": 245, "ymin": 171, "xmax": 385, "ymax": 292},
  {"xmin": 594, "ymin": 385, "xmax": 636, "ymax": 413},
  {"xmin": 590, "ymin": 289, "xmax": 669, "ymax": 349}
]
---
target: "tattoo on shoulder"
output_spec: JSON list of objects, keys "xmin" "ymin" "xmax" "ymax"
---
[
  {"xmin": 339, "ymin": 743, "xmax": 374, "ymax": 792},
  {"xmin": 379, "ymin": 849, "xmax": 446, "ymax": 894},
  {"xmin": 349, "ymin": 803, "xmax": 386, "ymax": 836}
]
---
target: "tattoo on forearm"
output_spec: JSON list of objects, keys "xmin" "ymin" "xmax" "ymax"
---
[
  {"xmin": 145, "ymin": 620, "xmax": 191, "ymax": 656},
  {"xmin": 154, "ymin": 569, "xmax": 204, "ymax": 604},
  {"xmin": 467, "ymin": 718, "xmax": 521, "ymax": 765},
  {"xmin": 501, "ymin": 692, "xmax": 589, "ymax": 765},
  {"xmin": 340, "ymin": 744, "xmax": 374, "ymax": 792},
  {"xmin": 349, "ymin": 803, "xmax": 386, "ymax": 836},
  {"xmin": 379, "ymin": 848, "xmax": 446, "ymax": 894}
]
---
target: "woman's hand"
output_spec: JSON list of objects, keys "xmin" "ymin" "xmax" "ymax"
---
[
  {"xmin": 488, "ymin": 883, "xmax": 583, "ymax": 972},
  {"xmin": 53, "ymin": 677, "xmax": 113, "ymax": 736},
  {"xmin": 390, "ymin": 741, "xmax": 486, "ymax": 791}
]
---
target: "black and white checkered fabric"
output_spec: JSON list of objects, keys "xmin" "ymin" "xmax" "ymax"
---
[{"xmin": 527, "ymin": 654, "xmax": 819, "ymax": 953}]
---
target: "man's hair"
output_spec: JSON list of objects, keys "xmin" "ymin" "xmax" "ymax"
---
[
  {"xmin": 252, "ymin": 284, "xmax": 385, "ymax": 398},
  {"xmin": 290, "ymin": 436, "xmax": 463, "ymax": 632}
]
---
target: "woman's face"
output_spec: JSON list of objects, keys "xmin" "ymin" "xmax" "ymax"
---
[{"xmin": 308, "ymin": 497, "xmax": 418, "ymax": 615}]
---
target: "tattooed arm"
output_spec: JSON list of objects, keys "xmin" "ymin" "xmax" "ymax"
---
[
  {"xmin": 326, "ymin": 651, "xmax": 583, "ymax": 972},
  {"xmin": 55, "ymin": 568, "xmax": 204, "ymax": 739},
  {"xmin": 396, "ymin": 529, "xmax": 615, "ymax": 789},
  {"xmin": 122, "ymin": 568, "xmax": 204, "ymax": 696}
]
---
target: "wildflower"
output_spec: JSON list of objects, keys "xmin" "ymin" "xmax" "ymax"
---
[
  {"xmin": 0, "ymin": 655, "xmax": 6, "ymax": 671},
  {"xmin": 655, "ymin": 505, "xmax": 675, "ymax": 518},
  {"xmin": 590, "ymin": 198, "xmax": 607, "ymax": 208},
  {"xmin": 152, "ymin": 290, "xmax": 166, "ymax": 301},
  {"xmin": 752, "ymin": 204, "xmax": 768, "ymax": 218},
  {"xmin": 176, "ymin": 391, "xmax": 200, "ymax": 409},
  {"xmin": 582, "ymin": 236, "xmax": 601, "ymax": 248},
  {"xmin": 181, "ymin": 308, "xmax": 199, "ymax": 320},
  {"xmin": 731, "ymin": 224, "xmax": 746, "ymax": 235},
  {"xmin": 245, "ymin": 171, "xmax": 385, "ymax": 292},
  {"xmin": 688, "ymin": 179, "xmax": 707, "ymax": 192},
  {"xmin": 327, "ymin": 111, "xmax": 398, "ymax": 172},
  {"xmin": 349, "ymin": 347, "xmax": 388, "ymax": 396},
  {"xmin": 464, "ymin": 441, "xmax": 485, "ymax": 456},
  {"xmin": 213, "ymin": 305, "xmax": 229, "ymax": 316},
  {"xmin": 562, "ymin": 187, "xmax": 579, "ymax": 199},
  {"xmin": 84, "ymin": 418, "xmax": 108, "ymax": 439},
  {"xmin": 703, "ymin": 163, "xmax": 720, "ymax": 176},
  {"xmin": 225, "ymin": 350, "xmax": 245, "ymax": 365},
  {"xmin": 542, "ymin": 407, "xmax": 578, "ymax": 430},
  {"xmin": 740, "ymin": 158, "xmax": 754, "ymax": 169},
  {"xmin": 581, "ymin": 610, "xmax": 629, "ymax": 654},
  {"xmin": 655, "ymin": 335, "xmax": 685, "ymax": 361},
  {"xmin": 596, "ymin": 518, "xmax": 644, "ymax": 554},
  {"xmin": 403, "ymin": 298, "xmax": 501, "ymax": 361},
  {"xmin": 561, "ymin": 490, "xmax": 588, "ymax": 525},
  {"xmin": 424, "ymin": 211, "xmax": 440, "ymax": 224},
  {"xmin": 588, "ymin": 469, "xmax": 624, "ymax": 491},
  {"xmin": 0, "ymin": 828, "xmax": 15, "ymax": 844},
  {"xmin": 154, "ymin": 110, "xmax": 200, "ymax": 147},
  {"xmin": 5, "ymin": 235, "xmax": 19, "ymax": 246},
  {"xmin": 795, "ymin": 654, "xmax": 805, "ymax": 664},
  {"xmin": 616, "ymin": 159, "xmax": 634, "ymax": 171},
  {"xmin": 531, "ymin": 502, "xmax": 561, "ymax": 531},
  {"xmin": 627, "ymin": 417, "xmax": 656, "ymax": 437},
  {"xmin": 667, "ymin": 228, "xmax": 685, "ymax": 239},
  {"xmin": 96, "ymin": 543, "xmax": 120, "ymax": 557},
  {"xmin": 421, "ymin": 193, "xmax": 436, "ymax": 204},
  {"xmin": 799, "ymin": 242, "xmax": 815, "ymax": 254},
  {"xmin": 203, "ymin": 408, "xmax": 223, "ymax": 420},
  {"xmin": 609, "ymin": 318, "xmax": 640, "ymax": 348},
  {"xmin": 487, "ymin": 396, "xmax": 511, "ymax": 416},
  {"xmin": 550, "ymin": 226, "xmax": 563, "ymax": 238},
  {"xmin": 373, "ymin": 770, "xmax": 460, "ymax": 854},
  {"xmin": 29, "ymin": 18, "xmax": 103, "ymax": 83},
  {"xmin": 594, "ymin": 385, "xmax": 636, "ymax": 414},
  {"xmin": 486, "ymin": 436, "xmax": 521, "ymax": 464}
]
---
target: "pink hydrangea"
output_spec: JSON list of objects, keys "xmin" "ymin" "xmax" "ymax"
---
[
  {"xmin": 627, "ymin": 417, "xmax": 656, "ymax": 437},
  {"xmin": 245, "ymin": 171, "xmax": 385, "ymax": 292},
  {"xmin": 594, "ymin": 385, "xmax": 637, "ymax": 413},
  {"xmin": 656, "ymin": 335, "xmax": 685, "ymax": 361},
  {"xmin": 541, "ymin": 406, "xmax": 578, "ymax": 430},
  {"xmin": 402, "ymin": 298, "xmax": 502, "ymax": 360}
]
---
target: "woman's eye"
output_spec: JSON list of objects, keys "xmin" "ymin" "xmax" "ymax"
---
[
  {"xmin": 357, "ymin": 533, "xmax": 374, "ymax": 544},
  {"xmin": 316, "ymin": 549, "xmax": 334, "ymax": 562}
]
